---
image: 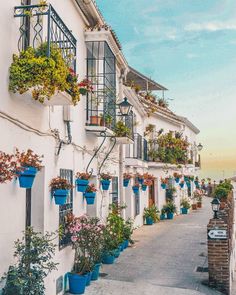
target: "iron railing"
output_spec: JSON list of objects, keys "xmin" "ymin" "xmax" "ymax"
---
[
  {"xmin": 126, "ymin": 133, "xmax": 149, "ymax": 160},
  {"xmin": 143, "ymin": 138, "xmax": 148, "ymax": 161},
  {"xmin": 14, "ymin": 4, "xmax": 77, "ymax": 71}
]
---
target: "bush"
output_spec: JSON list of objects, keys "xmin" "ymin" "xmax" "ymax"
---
[{"xmin": 143, "ymin": 205, "xmax": 159, "ymax": 222}]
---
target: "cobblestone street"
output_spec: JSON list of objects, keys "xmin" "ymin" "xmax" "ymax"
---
[{"xmin": 86, "ymin": 198, "xmax": 223, "ymax": 295}]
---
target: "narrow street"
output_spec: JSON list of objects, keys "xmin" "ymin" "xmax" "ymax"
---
[{"xmin": 86, "ymin": 198, "xmax": 222, "ymax": 295}]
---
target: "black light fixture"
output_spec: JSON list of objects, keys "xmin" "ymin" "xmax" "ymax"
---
[
  {"xmin": 118, "ymin": 97, "xmax": 133, "ymax": 116},
  {"xmin": 197, "ymin": 143, "xmax": 203, "ymax": 151},
  {"xmin": 211, "ymin": 197, "xmax": 220, "ymax": 219}
]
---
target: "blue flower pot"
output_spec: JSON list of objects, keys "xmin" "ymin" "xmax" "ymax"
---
[
  {"xmin": 175, "ymin": 177, "xmax": 180, "ymax": 183},
  {"xmin": 167, "ymin": 212, "xmax": 174, "ymax": 219},
  {"xmin": 119, "ymin": 243, "xmax": 125, "ymax": 252},
  {"xmin": 161, "ymin": 183, "xmax": 166, "ymax": 189},
  {"xmin": 141, "ymin": 184, "xmax": 147, "ymax": 191},
  {"xmin": 68, "ymin": 273, "xmax": 87, "ymax": 294},
  {"xmin": 53, "ymin": 189, "xmax": 69, "ymax": 205},
  {"xmin": 113, "ymin": 248, "xmax": 121, "ymax": 258},
  {"xmin": 123, "ymin": 179, "xmax": 130, "ymax": 187},
  {"xmin": 160, "ymin": 214, "xmax": 166, "ymax": 220},
  {"xmin": 146, "ymin": 216, "xmax": 154, "ymax": 225},
  {"xmin": 84, "ymin": 192, "xmax": 96, "ymax": 205},
  {"xmin": 132, "ymin": 186, "xmax": 139, "ymax": 194},
  {"xmin": 138, "ymin": 178, "xmax": 144, "ymax": 184},
  {"xmin": 179, "ymin": 183, "xmax": 184, "ymax": 188},
  {"xmin": 181, "ymin": 208, "xmax": 188, "ymax": 214},
  {"xmin": 86, "ymin": 272, "xmax": 92, "ymax": 286},
  {"xmin": 18, "ymin": 166, "xmax": 38, "ymax": 188},
  {"xmin": 102, "ymin": 254, "xmax": 115, "ymax": 264},
  {"xmin": 184, "ymin": 176, "xmax": 189, "ymax": 182},
  {"xmin": 194, "ymin": 181, "xmax": 199, "ymax": 186},
  {"xmin": 76, "ymin": 179, "xmax": 89, "ymax": 193},
  {"xmin": 186, "ymin": 182, "xmax": 191, "ymax": 189},
  {"xmin": 101, "ymin": 179, "xmax": 111, "ymax": 191},
  {"xmin": 123, "ymin": 239, "xmax": 129, "ymax": 249},
  {"xmin": 91, "ymin": 263, "xmax": 101, "ymax": 281}
]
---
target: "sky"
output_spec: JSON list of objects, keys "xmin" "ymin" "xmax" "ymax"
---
[{"xmin": 96, "ymin": 0, "xmax": 236, "ymax": 181}]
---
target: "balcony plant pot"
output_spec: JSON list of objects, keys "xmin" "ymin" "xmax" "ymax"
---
[
  {"xmin": 85, "ymin": 272, "xmax": 92, "ymax": 286},
  {"xmin": 101, "ymin": 179, "xmax": 111, "ymax": 191},
  {"xmin": 191, "ymin": 204, "xmax": 197, "ymax": 210},
  {"xmin": 160, "ymin": 214, "xmax": 166, "ymax": 220},
  {"xmin": 141, "ymin": 184, "xmax": 147, "ymax": 191},
  {"xmin": 123, "ymin": 239, "xmax": 129, "ymax": 249},
  {"xmin": 68, "ymin": 272, "xmax": 87, "ymax": 294},
  {"xmin": 146, "ymin": 216, "xmax": 154, "ymax": 225},
  {"xmin": 132, "ymin": 186, "xmax": 139, "ymax": 194},
  {"xmin": 84, "ymin": 192, "xmax": 96, "ymax": 205},
  {"xmin": 197, "ymin": 202, "xmax": 202, "ymax": 208},
  {"xmin": 167, "ymin": 212, "xmax": 174, "ymax": 220},
  {"xmin": 102, "ymin": 253, "xmax": 115, "ymax": 264},
  {"xmin": 161, "ymin": 183, "xmax": 167, "ymax": 189},
  {"xmin": 179, "ymin": 183, "xmax": 184, "ymax": 189},
  {"xmin": 79, "ymin": 88, "xmax": 87, "ymax": 95},
  {"xmin": 175, "ymin": 177, "xmax": 180, "ymax": 183},
  {"xmin": 53, "ymin": 189, "xmax": 69, "ymax": 205},
  {"xmin": 18, "ymin": 166, "xmax": 38, "ymax": 188},
  {"xmin": 138, "ymin": 178, "xmax": 144, "ymax": 185},
  {"xmin": 76, "ymin": 179, "xmax": 89, "ymax": 193},
  {"xmin": 91, "ymin": 263, "xmax": 101, "ymax": 281},
  {"xmin": 123, "ymin": 179, "xmax": 130, "ymax": 187},
  {"xmin": 113, "ymin": 248, "xmax": 121, "ymax": 258},
  {"xmin": 90, "ymin": 116, "xmax": 101, "ymax": 126},
  {"xmin": 181, "ymin": 208, "xmax": 188, "ymax": 214}
]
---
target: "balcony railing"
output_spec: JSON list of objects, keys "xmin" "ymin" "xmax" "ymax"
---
[
  {"xmin": 14, "ymin": 4, "xmax": 77, "ymax": 71},
  {"xmin": 126, "ymin": 133, "xmax": 147, "ymax": 160}
]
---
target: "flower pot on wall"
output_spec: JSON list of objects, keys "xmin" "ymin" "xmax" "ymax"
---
[
  {"xmin": 68, "ymin": 273, "xmax": 87, "ymax": 294},
  {"xmin": 146, "ymin": 216, "xmax": 154, "ymax": 225},
  {"xmin": 53, "ymin": 189, "xmax": 69, "ymax": 205},
  {"xmin": 132, "ymin": 186, "xmax": 139, "ymax": 194},
  {"xmin": 84, "ymin": 192, "xmax": 96, "ymax": 205},
  {"xmin": 138, "ymin": 178, "xmax": 144, "ymax": 184},
  {"xmin": 79, "ymin": 88, "xmax": 87, "ymax": 95},
  {"xmin": 90, "ymin": 116, "xmax": 101, "ymax": 126},
  {"xmin": 76, "ymin": 179, "xmax": 89, "ymax": 192},
  {"xmin": 175, "ymin": 177, "xmax": 180, "ymax": 183},
  {"xmin": 101, "ymin": 179, "xmax": 111, "ymax": 191},
  {"xmin": 181, "ymin": 208, "xmax": 188, "ymax": 214},
  {"xmin": 179, "ymin": 183, "xmax": 184, "ymax": 189},
  {"xmin": 141, "ymin": 184, "xmax": 147, "ymax": 191},
  {"xmin": 18, "ymin": 166, "xmax": 38, "ymax": 188},
  {"xmin": 123, "ymin": 179, "xmax": 130, "ymax": 187},
  {"xmin": 161, "ymin": 183, "xmax": 166, "ymax": 189}
]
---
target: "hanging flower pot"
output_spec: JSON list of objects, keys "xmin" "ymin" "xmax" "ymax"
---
[
  {"xmin": 18, "ymin": 166, "xmax": 38, "ymax": 188},
  {"xmin": 138, "ymin": 178, "xmax": 144, "ymax": 184},
  {"xmin": 123, "ymin": 178, "xmax": 130, "ymax": 187},
  {"xmin": 179, "ymin": 182, "xmax": 184, "ymax": 189},
  {"xmin": 101, "ymin": 179, "xmax": 111, "ymax": 191},
  {"xmin": 141, "ymin": 184, "xmax": 147, "ymax": 191},
  {"xmin": 132, "ymin": 184, "xmax": 139, "ymax": 194},
  {"xmin": 84, "ymin": 192, "xmax": 96, "ymax": 205},
  {"xmin": 184, "ymin": 176, "xmax": 189, "ymax": 182},
  {"xmin": 75, "ymin": 172, "xmax": 90, "ymax": 192},
  {"xmin": 194, "ymin": 180, "xmax": 199, "ymax": 186},
  {"xmin": 49, "ymin": 177, "xmax": 73, "ymax": 205},
  {"xmin": 161, "ymin": 183, "xmax": 167, "ymax": 189},
  {"xmin": 68, "ymin": 272, "xmax": 87, "ymax": 294},
  {"xmin": 79, "ymin": 88, "xmax": 87, "ymax": 95},
  {"xmin": 186, "ymin": 181, "xmax": 191, "ymax": 189},
  {"xmin": 91, "ymin": 263, "xmax": 101, "ymax": 281},
  {"xmin": 175, "ymin": 177, "xmax": 180, "ymax": 183}
]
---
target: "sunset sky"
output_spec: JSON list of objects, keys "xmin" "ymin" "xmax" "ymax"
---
[{"xmin": 97, "ymin": 0, "xmax": 236, "ymax": 180}]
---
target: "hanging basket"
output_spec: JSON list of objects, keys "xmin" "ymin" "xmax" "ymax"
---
[
  {"xmin": 123, "ymin": 178, "xmax": 130, "ymax": 187},
  {"xmin": 132, "ymin": 186, "xmax": 139, "ymax": 194},
  {"xmin": 179, "ymin": 183, "xmax": 184, "ymax": 189},
  {"xmin": 53, "ymin": 189, "xmax": 69, "ymax": 205},
  {"xmin": 175, "ymin": 177, "xmax": 180, "ymax": 183},
  {"xmin": 161, "ymin": 183, "xmax": 166, "ymax": 189},
  {"xmin": 18, "ymin": 166, "xmax": 38, "ymax": 188},
  {"xmin": 101, "ymin": 179, "xmax": 111, "ymax": 191},
  {"xmin": 84, "ymin": 192, "xmax": 96, "ymax": 205},
  {"xmin": 141, "ymin": 184, "xmax": 147, "ymax": 191},
  {"xmin": 138, "ymin": 178, "xmax": 144, "ymax": 185},
  {"xmin": 76, "ymin": 178, "xmax": 89, "ymax": 193}
]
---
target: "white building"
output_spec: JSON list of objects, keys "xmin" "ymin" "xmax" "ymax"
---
[{"xmin": 0, "ymin": 1, "xmax": 201, "ymax": 294}]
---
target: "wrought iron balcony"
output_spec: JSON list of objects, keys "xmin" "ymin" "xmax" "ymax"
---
[
  {"xmin": 14, "ymin": 4, "xmax": 77, "ymax": 71},
  {"xmin": 126, "ymin": 133, "xmax": 147, "ymax": 160}
]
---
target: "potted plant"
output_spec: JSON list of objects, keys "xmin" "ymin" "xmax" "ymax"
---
[
  {"xmin": 180, "ymin": 198, "xmax": 191, "ymax": 214},
  {"xmin": 214, "ymin": 181, "xmax": 233, "ymax": 209},
  {"xmin": 2, "ymin": 228, "xmax": 57, "ymax": 295},
  {"xmin": 78, "ymin": 78, "xmax": 93, "ymax": 95},
  {"xmin": 100, "ymin": 173, "xmax": 112, "ymax": 190},
  {"xmin": 160, "ymin": 208, "xmax": 166, "ymax": 220},
  {"xmin": 173, "ymin": 172, "xmax": 181, "ymax": 183},
  {"xmin": 83, "ymin": 184, "xmax": 97, "ymax": 205},
  {"xmin": 123, "ymin": 172, "xmax": 132, "ymax": 187},
  {"xmin": 49, "ymin": 177, "xmax": 73, "ymax": 205},
  {"xmin": 114, "ymin": 121, "xmax": 131, "ymax": 138},
  {"xmin": 136, "ymin": 173, "xmax": 144, "ymax": 184},
  {"xmin": 90, "ymin": 114, "xmax": 102, "ymax": 126},
  {"xmin": 75, "ymin": 172, "xmax": 90, "ymax": 192},
  {"xmin": 132, "ymin": 183, "xmax": 140, "ymax": 194},
  {"xmin": 143, "ymin": 205, "xmax": 159, "ymax": 225},
  {"xmin": 166, "ymin": 186, "xmax": 177, "ymax": 200},
  {"xmin": 165, "ymin": 201, "xmax": 176, "ymax": 219},
  {"xmin": 161, "ymin": 177, "xmax": 168, "ymax": 189},
  {"xmin": 15, "ymin": 149, "xmax": 42, "ymax": 188},
  {"xmin": 194, "ymin": 177, "xmax": 199, "ymax": 186},
  {"xmin": 189, "ymin": 176, "xmax": 194, "ymax": 182},
  {"xmin": 100, "ymin": 114, "xmax": 113, "ymax": 128},
  {"xmin": 122, "ymin": 219, "xmax": 134, "ymax": 248},
  {"xmin": 179, "ymin": 180, "xmax": 185, "ymax": 189},
  {"xmin": 142, "ymin": 179, "xmax": 152, "ymax": 191},
  {"xmin": 197, "ymin": 195, "xmax": 203, "ymax": 208},
  {"xmin": 0, "ymin": 151, "xmax": 20, "ymax": 184}
]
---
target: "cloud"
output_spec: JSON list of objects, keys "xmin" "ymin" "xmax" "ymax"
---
[{"xmin": 185, "ymin": 21, "xmax": 236, "ymax": 32}]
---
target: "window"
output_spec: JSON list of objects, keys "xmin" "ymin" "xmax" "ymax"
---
[
  {"xmin": 134, "ymin": 177, "xmax": 140, "ymax": 216},
  {"xmin": 59, "ymin": 169, "xmax": 73, "ymax": 249},
  {"xmin": 110, "ymin": 177, "xmax": 118, "ymax": 204}
]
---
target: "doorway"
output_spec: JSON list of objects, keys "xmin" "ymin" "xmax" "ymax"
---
[{"xmin": 148, "ymin": 180, "xmax": 155, "ymax": 207}]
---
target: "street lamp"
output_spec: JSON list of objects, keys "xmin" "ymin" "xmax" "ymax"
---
[
  {"xmin": 118, "ymin": 97, "xmax": 133, "ymax": 116},
  {"xmin": 197, "ymin": 143, "xmax": 203, "ymax": 151},
  {"xmin": 211, "ymin": 197, "xmax": 220, "ymax": 219}
]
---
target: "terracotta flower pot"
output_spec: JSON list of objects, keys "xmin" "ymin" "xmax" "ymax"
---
[
  {"xmin": 90, "ymin": 116, "xmax": 101, "ymax": 126},
  {"xmin": 197, "ymin": 202, "xmax": 202, "ymax": 208},
  {"xmin": 192, "ymin": 204, "xmax": 197, "ymax": 210}
]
